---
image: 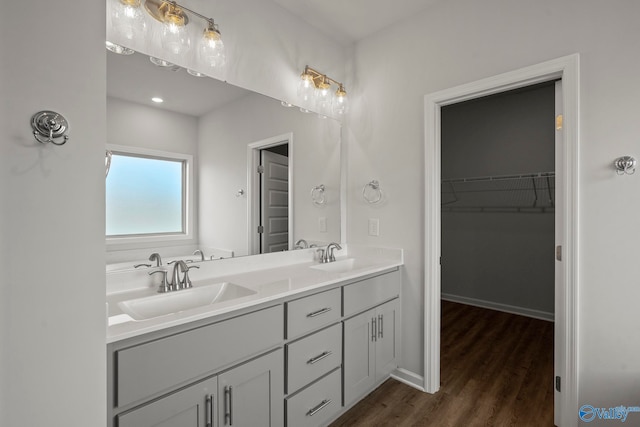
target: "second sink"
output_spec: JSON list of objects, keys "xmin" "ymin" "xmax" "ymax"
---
[
  {"xmin": 118, "ymin": 282, "xmax": 256, "ymax": 320},
  {"xmin": 309, "ymin": 258, "xmax": 371, "ymax": 274}
]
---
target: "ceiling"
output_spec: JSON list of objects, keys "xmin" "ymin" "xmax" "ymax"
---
[
  {"xmin": 107, "ymin": 50, "xmax": 250, "ymax": 117},
  {"xmin": 272, "ymin": 0, "xmax": 442, "ymax": 44}
]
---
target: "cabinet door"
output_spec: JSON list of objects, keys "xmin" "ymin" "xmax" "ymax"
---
[
  {"xmin": 343, "ymin": 308, "xmax": 376, "ymax": 406},
  {"xmin": 218, "ymin": 349, "xmax": 284, "ymax": 427},
  {"xmin": 117, "ymin": 376, "xmax": 217, "ymax": 427},
  {"xmin": 375, "ymin": 299, "xmax": 399, "ymax": 382}
]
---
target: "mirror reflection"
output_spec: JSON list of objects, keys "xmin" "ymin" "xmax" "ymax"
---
[{"xmin": 106, "ymin": 50, "xmax": 341, "ymax": 271}]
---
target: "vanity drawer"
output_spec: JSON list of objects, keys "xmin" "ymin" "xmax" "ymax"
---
[
  {"xmin": 286, "ymin": 368, "xmax": 342, "ymax": 427},
  {"xmin": 286, "ymin": 288, "xmax": 341, "ymax": 339},
  {"xmin": 116, "ymin": 305, "xmax": 282, "ymax": 408},
  {"xmin": 286, "ymin": 323, "xmax": 342, "ymax": 393},
  {"xmin": 343, "ymin": 270, "xmax": 400, "ymax": 317}
]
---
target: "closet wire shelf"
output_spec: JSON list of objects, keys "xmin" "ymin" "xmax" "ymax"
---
[{"xmin": 441, "ymin": 172, "xmax": 555, "ymax": 213}]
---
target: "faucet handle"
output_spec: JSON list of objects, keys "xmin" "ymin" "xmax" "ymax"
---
[
  {"xmin": 183, "ymin": 265, "xmax": 200, "ymax": 289},
  {"xmin": 316, "ymin": 248, "xmax": 326, "ymax": 263},
  {"xmin": 149, "ymin": 269, "xmax": 170, "ymax": 293}
]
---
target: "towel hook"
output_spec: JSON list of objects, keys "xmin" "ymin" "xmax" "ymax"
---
[
  {"xmin": 363, "ymin": 180, "xmax": 383, "ymax": 204},
  {"xmin": 31, "ymin": 110, "xmax": 69, "ymax": 145},
  {"xmin": 311, "ymin": 184, "xmax": 326, "ymax": 206},
  {"xmin": 614, "ymin": 156, "xmax": 636, "ymax": 175}
]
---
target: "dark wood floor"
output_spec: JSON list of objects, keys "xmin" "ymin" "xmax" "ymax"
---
[{"xmin": 330, "ymin": 301, "xmax": 554, "ymax": 426}]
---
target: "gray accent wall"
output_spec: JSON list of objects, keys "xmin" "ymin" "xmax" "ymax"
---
[{"xmin": 441, "ymin": 83, "xmax": 555, "ymax": 317}]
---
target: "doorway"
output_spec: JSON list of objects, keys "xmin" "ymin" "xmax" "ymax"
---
[
  {"xmin": 247, "ymin": 133, "xmax": 294, "ymax": 255},
  {"xmin": 424, "ymin": 55, "xmax": 579, "ymax": 426}
]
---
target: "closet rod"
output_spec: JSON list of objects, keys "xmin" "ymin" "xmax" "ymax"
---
[{"xmin": 442, "ymin": 171, "xmax": 555, "ymax": 184}]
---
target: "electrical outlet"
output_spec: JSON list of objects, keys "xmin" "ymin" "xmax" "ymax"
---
[
  {"xmin": 368, "ymin": 218, "xmax": 379, "ymax": 236},
  {"xmin": 319, "ymin": 217, "xmax": 327, "ymax": 233}
]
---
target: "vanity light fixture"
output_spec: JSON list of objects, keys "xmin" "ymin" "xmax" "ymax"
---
[
  {"xmin": 297, "ymin": 65, "xmax": 349, "ymax": 115},
  {"xmin": 109, "ymin": 0, "xmax": 226, "ymax": 69}
]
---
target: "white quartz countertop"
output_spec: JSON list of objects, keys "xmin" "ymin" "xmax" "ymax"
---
[{"xmin": 106, "ymin": 246, "xmax": 403, "ymax": 343}]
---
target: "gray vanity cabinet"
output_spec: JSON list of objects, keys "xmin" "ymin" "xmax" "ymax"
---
[
  {"xmin": 117, "ymin": 376, "xmax": 218, "ymax": 427},
  {"xmin": 343, "ymin": 273, "xmax": 400, "ymax": 407},
  {"xmin": 217, "ymin": 349, "xmax": 284, "ymax": 427}
]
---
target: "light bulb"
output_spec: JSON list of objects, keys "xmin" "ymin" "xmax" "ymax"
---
[
  {"xmin": 297, "ymin": 71, "xmax": 315, "ymax": 103},
  {"xmin": 111, "ymin": 0, "xmax": 146, "ymax": 41},
  {"xmin": 332, "ymin": 85, "xmax": 349, "ymax": 115},
  {"xmin": 199, "ymin": 23, "xmax": 226, "ymax": 68},
  {"xmin": 315, "ymin": 77, "xmax": 332, "ymax": 116},
  {"xmin": 161, "ymin": 5, "xmax": 190, "ymax": 55}
]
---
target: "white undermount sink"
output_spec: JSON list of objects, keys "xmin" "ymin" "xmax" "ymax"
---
[
  {"xmin": 118, "ymin": 282, "xmax": 256, "ymax": 321},
  {"xmin": 309, "ymin": 258, "xmax": 370, "ymax": 274}
]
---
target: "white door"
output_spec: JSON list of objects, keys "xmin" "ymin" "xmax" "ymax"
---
[
  {"xmin": 260, "ymin": 150, "xmax": 289, "ymax": 253},
  {"xmin": 554, "ymin": 80, "xmax": 565, "ymax": 427}
]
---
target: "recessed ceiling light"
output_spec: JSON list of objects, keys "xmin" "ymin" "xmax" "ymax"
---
[{"xmin": 151, "ymin": 97, "xmax": 164, "ymax": 103}]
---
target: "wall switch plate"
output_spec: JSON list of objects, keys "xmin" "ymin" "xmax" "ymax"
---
[
  {"xmin": 368, "ymin": 218, "xmax": 379, "ymax": 236},
  {"xmin": 319, "ymin": 217, "xmax": 327, "ymax": 233}
]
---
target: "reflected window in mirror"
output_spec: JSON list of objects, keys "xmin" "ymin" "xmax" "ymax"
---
[{"xmin": 106, "ymin": 145, "xmax": 193, "ymax": 245}]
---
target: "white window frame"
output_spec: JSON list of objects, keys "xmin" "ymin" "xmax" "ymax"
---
[{"xmin": 106, "ymin": 144, "xmax": 194, "ymax": 250}]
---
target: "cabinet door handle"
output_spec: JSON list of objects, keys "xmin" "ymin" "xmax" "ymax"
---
[
  {"xmin": 307, "ymin": 350, "xmax": 333, "ymax": 365},
  {"xmin": 378, "ymin": 314, "xmax": 384, "ymax": 338},
  {"xmin": 306, "ymin": 399, "xmax": 332, "ymax": 417},
  {"xmin": 307, "ymin": 307, "xmax": 332, "ymax": 318},
  {"xmin": 205, "ymin": 394, "xmax": 213, "ymax": 427},
  {"xmin": 225, "ymin": 386, "xmax": 233, "ymax": 426},
  {"xmin": 371, "ymin": 317, "xmax": 377, "ymax": 342}
]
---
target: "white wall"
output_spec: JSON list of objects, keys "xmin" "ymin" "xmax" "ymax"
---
[
  {"xmin": 199, "ymin": 92, "xmax": 341, "ymax": 255},
  {"xmin": 348, "ymin": 0, "xmax": 640, "ymax": 415},
  {"xmin": 0, "ymin": 1, "xmax": 107, "ymax": 426}
]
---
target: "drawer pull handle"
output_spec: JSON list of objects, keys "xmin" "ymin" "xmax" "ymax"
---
[
  {"xmin": 307, "ymin": 350, "xmax": 333, "ymax": 365},
  {"xmin": 205, "ymin": 394, "xmax": 213, "ymax": 427},
  {"xmin": 306, "ymin": 399, "xmax": 332, "ymax": 417},
  {"xmin": 225, "ymin": 386, "xmax": 233, "ymax": 425},
  {"xmin": 307, "ymin": 307, "xmax": 332, "ymax": 318}
]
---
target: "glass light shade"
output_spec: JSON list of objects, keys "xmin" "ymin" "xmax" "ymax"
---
[
  {"xmin": 199, "ymin": 26, "xmax": 226, "ymax": 68},
  {"xmin": 105, "ymin": 41, "xmax": 135, "ymax": 55},
  {"xmin": 315, "ymin": 79, "xmax": 332, "ymax": 116},
  {"xmin": 332, "ymin": 86, "xmax": 349, "ymax": 115},
  {"xmin": 297, "ymin": 73, "xmax": 316, "ymax": 103},
  {"xmin": 161, "ymin": 8, "xmax": 190, "ymax": 55},
  {"xmin": 111, "ymin": 0, "xmax": 146, "ymax": 41}
]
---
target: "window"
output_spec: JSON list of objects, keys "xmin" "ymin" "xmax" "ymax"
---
[{"xmin": 106, "ymin": 145, "xmax": 193, "ymax": 245}]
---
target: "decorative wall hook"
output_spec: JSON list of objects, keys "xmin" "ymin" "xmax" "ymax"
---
[
  {"xmin": 31, "ymin": 111, "xmax": 69, "ymax": 145},
  {"xmin": 363, "ymin": 180, "xmax": 383, "ymax": 204},
  {"xmin": 614, "ymin": 156, "xmax": 636, "ymax": 175},
  {"xmin": 311, "ymin": 184, "xmax": 326, "ymax": 206}
]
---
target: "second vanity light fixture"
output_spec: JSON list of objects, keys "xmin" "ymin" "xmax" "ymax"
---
[
  {"xmin": 298, "ymin": 65, "xmax": 348, "ymax": 116},
  {"xmin": 109, "ymin": 0, "xmax": 226, "ymax": 69}
]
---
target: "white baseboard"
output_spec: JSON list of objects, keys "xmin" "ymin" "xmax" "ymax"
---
[
  {"xmin": 441, "ymin": 293, "xmax": 554, "ymax": 322},
  {"xmin": 391, "ymin": 368, "xmax": 427, "ymax": 392}
]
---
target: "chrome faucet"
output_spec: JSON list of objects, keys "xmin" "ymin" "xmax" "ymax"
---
[
  {"xmin": 294, "ymin": 239, "xmax": 309, "ymax": 249},
  {"xmin": 324, "ymin": 242, "xmax": 342, "ymax": 263},
  {"xmin": 149, "ymin": 252, "xmax": 162, "ymax": 267},
  {"xmin": 193, "ymin": 249, "xmax": 205, "ymax": 261},
  {"xmin": 166, "ymin": 260, "xmax": 200, "ymax": 291}
]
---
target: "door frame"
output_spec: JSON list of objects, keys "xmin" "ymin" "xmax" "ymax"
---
[
  {"xmin": 247, "ymin": 133, "xmax": 294, "ymax": 254},
  {"xmin": 423, "ymin": 54, "xmax": 579, "ymax": 426}
]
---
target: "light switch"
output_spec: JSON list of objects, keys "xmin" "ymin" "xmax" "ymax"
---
[
  {"xmin": 368, "ymin": 218, "xmax": 379, "ymax": 236},
  {"xmin": 319, "ymin": 217, "xmax": 327, "ymax": 233}
]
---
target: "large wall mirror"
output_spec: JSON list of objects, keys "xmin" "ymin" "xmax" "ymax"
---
[{"xmin": 106, "ymin": 19, "xmax": 341, "ymax": 271}]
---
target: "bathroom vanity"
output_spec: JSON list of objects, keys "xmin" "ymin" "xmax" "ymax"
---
[{"xmin": 106, "ymin": 246, "xmax": 402, "ymax": 427}]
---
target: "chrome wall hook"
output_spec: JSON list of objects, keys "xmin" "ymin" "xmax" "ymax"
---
[
  {"xmin": 614, "ymin": 156, "xmax": 636, "ymax": 175},
  {"xmin": 31, "ymin": 111, "xmax": 69, "ymax": 145}
]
